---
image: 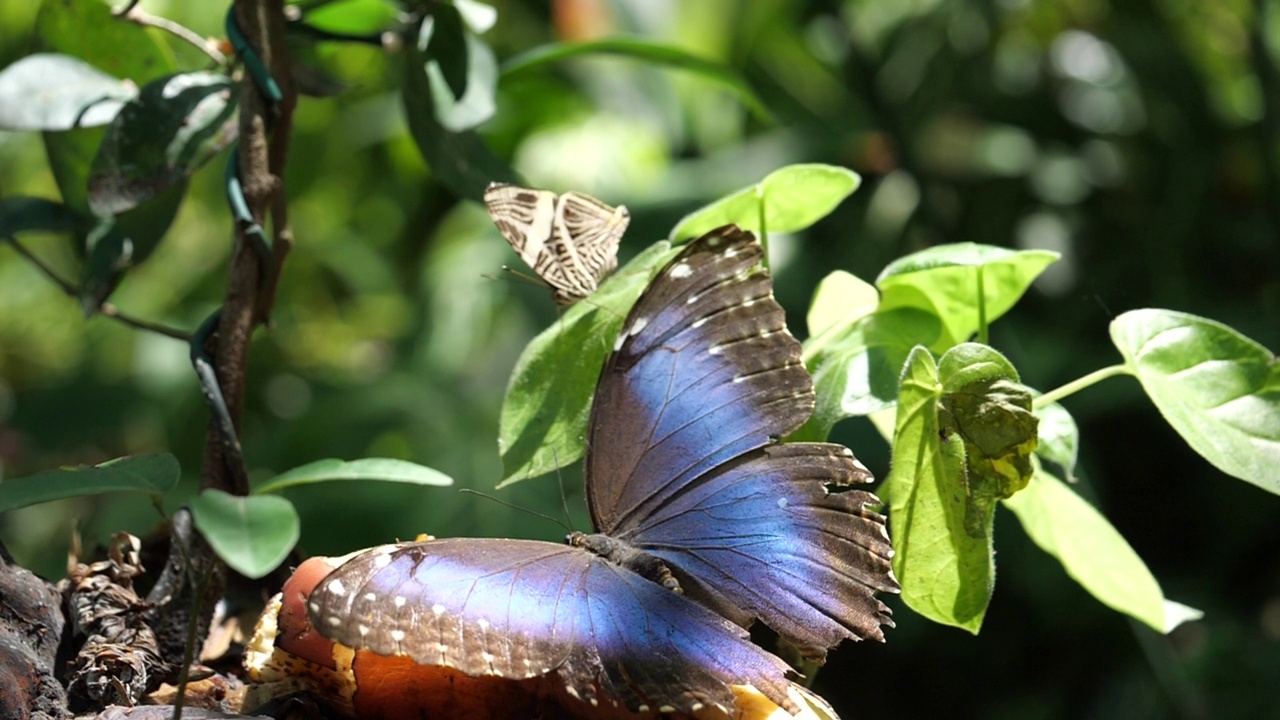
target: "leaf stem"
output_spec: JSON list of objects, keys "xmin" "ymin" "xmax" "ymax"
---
[
  {"xmin": 975, "ymin": 265, "xmax": 988, "ymax": 345},
  {"xmin": 3, "ymin": 238, "xmax": 191, "ymax": 341},
  {"xmin": 1034, "ymin": 364, "xmax": 1131, "ymax": 408},
  {"xmin": 756, "ymin": 185, "xmax": 770, "ymax": 271},
  {"xmin": 119, "ymin": 6, "xmax": 228, "ymax": 65}
]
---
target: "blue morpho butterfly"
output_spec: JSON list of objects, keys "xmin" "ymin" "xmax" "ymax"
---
[{"xmin": 308, "ymin": 225, "xmax": 898, "ymax": 715}]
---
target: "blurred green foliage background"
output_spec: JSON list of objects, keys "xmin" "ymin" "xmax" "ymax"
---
[{"xmin": 2, "ymin": 0, "xmax": 1279, "ymax": 717}]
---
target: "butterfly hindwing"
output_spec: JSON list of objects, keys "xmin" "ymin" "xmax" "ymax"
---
[
  {"xmin": 484, "ymin": 183, "xmax": 628, "ymax": 305},
  {"xmin": 308, "ymin": 537, "xmax": 796, "ymax": 714}
]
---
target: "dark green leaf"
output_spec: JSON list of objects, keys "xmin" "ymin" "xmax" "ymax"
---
[
  {"xmin": 1004, "ymin": 468, "xmax": 1201, "ymax": 632},
  {"xmin": 189, "ymin": 490, "xmax": 300, "ymax": 579},
  {"xmin": 1111, "ymin": 309, "xmax": 1280, "ymax": 493},
  {"xmin": 881, "ymin": 346, "xmax": 993, "ymax": 633},
  {"xmin": 0, "ymin": 454, "xmax": 180, "ymax": 513},
  {"xmin": 255, "ymin": 458, "xmax": 454, "ymax": 494},
  {"xmin": 0, "ymin": 53, "xmax": 137, "ymax": 130},
  {"xmin": 498, "ymin": 242, "xmax": 681, "ymax": 486},
  {"xmin": 877, "ymin": 243, "xmax": 1059, "ymax": 350},
  {"xmin": 88, "ymin": 72, "xmax": 237, "ymax": 216},
  {"xmin": 35, "ymin": 0, "xmax": 178, "ymax": 216},
  {"xmin": 402, "ymin": 31, "xmax": 517, "ymax": 200},
  {"xmin": 0, "ymin": 197, "xmax": 89, "ymax": 238},
  {"xmin": 80, "ymin": 180, "xmax": 186, "ymax": 313},
  {"xmin": 423, "ymin": 3, "xmax": 470, "ymax": 100},
  {"xmin": 670, "ymin": 164, "xmax": 860, "ymax": 241},
  {"xmin": 502, "ymin": 37, "xmax": 774, "ymax": 123}
]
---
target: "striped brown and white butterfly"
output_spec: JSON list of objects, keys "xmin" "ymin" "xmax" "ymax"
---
[{"xmin": 483, "ymin": 182, "xmax": 629, "ymax": 305}]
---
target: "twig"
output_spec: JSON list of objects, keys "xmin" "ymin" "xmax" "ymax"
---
[
  {"xmin": 3, "ymin": 238, "xmax": 190, "ymax": 341},
  {"xmin": 118, "ymin": 6, "xmax": 228, "ymax": 65}
]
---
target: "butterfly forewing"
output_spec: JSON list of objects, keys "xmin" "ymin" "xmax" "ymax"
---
[
  {"xmin": 585, "ymin": 224, "xmax": 898, "ymax": 661},
  {"xmin": 484, "ymin": 183, "xmax": 628, "ymax": 305}
]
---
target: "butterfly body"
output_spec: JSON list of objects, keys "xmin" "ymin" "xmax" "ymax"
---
[
  {"xmin": 484, "ymin": 182, "xmax": 629, "ymax": 305},
  {"xmin": 310, "ymin": 226, "xmax": 897, "ymax": 716}
]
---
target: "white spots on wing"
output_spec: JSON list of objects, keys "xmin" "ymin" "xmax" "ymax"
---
[
  {"xmin": 590, "ymin": 698, "xmax": 599, "ymax": 707},
  {"xmin": 565, "ymin": 685, "xmax": 581, "ymax": 700},
  {"xmin": 432, "ymin": 603, "xmax": 446, "ymax": 616},
  {"xmin": 613, "ymin": 332, "xmax": 627, "ymax": 351},
  {"xmin": 624, "ymin": 316, "xmax": 649, "ymax": 344},
  {"xmin": 777, "ymin": 497, "xmax": 789, "ymax": 509},
  {"xmin": 732, "ymin": 374, "xmax": 747, "ymax": 383},
  {"xmin": 523, "ymin": 658, "xmax": 533, "ymax": 667},
  {"xmin": 394, "ymin": 595, "xmax": 407, "ymax": 608},
  {"xmin": 436, "ymin": 642, "xmax": 449, "ymax": 653},
  {"xmin": 708, "ymin": 345, "xmax": 723, "ymax": 356},
  {"xmin": 477, "ymin": 618, "xmax": 490, "ymax": 631},
  {"xmin": 390, "ymin": 629, "xmax": 406, "ymax": 642},
  {"xmin": 328, "ymin": 579, "xmax": 347, "ymax": 597},
  {"xmin": 357, "ymin": 623, "xmax": 370, "ymax": 637},
  {"xmin": 723, "ymin": 245, "xmax": 739, "ymax": 258},
  {"xmin": 326, "ymin": 615, "xmax": 341, "ymax": 628},
  {"xmin": 363, "ymin": 592, "xmax": 377, "ymax": 602},
  {"xmin": 659, "ymin": 705, "xmax": 676, "ymax": 713},
  {"xmin": 686, "ymin": 293, "xmax": 700, "ymax": 305},
  {"xmin": 691, "ymin": 317, "xmax": 708, "ymax": 329},
  {"xmin": 482, "ymin": 652, "xmax": 495, "ymax": 664},
  {"xmin": 691, "ymin": 702, "xmax": 705, "ymax": 712},
  {"xmin": 373, "ymin": 550, "xmax": 393, "ymax": 568},
  {"xmin": 308, "ymin": 601, "xmax": 320, "ymax": 614},
  {"xmin": 706, "ymin": 234, "xmax": 723, "ymax": 247},
  {"xmin": 637, "ymin": 705, "xmax": 650, "ymax": 713},
  {"xmin": 669, "ymin": 262, "xmax": 692, "ymax": 279}
]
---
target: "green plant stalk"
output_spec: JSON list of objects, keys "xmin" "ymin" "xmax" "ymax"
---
[
  {"xmin": 1034, "ymin": 364, "xmax": 1131, "ymax": 408},
  {"xmin": 975, "ymin": 265, "xmax": 988, "ymax": 345}
]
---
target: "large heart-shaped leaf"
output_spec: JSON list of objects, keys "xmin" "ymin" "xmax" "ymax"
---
[
  {"xmin": 670, "ymin": 164, "xmax": 861, "ymax": 241},
  {"xmin": 189, "ymin": 490, "xmax": 300, "ymax": 579}
]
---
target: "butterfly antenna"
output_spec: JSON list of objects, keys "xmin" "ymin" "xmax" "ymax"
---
[
  {"xmin": 457, "ymin": 489, "xmax": 572, "ymax": 532},
  {"xmin": 550, "ymin": 446, "xmax": 577, "ymax": 533}
]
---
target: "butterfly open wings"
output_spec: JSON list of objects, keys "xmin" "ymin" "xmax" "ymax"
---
[
  {"xmin": 309, "ymin": 225, "xmax": 897, "ymax": 716},
  {"xmin": 484, "ymin": 183, "xmax": 629, "ymax": 305}
]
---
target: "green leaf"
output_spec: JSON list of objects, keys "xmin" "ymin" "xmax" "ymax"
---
[
  {"xmin": 0, "ymin": 197, "xmax": 89, "ymax": 238},
  {"xmin": 800, "ymin": 307, "xmax": 940, "ymax": 439},
  {"xmin": 35, "ymin": 0, "xmax": 178, "ymax": 216},
  {"xmin": 422, "ymin": 3, "xmax": 470, "ymax": 101},
  {"xmin": 426, "ymin": 29, "xmax": 498, "ymax": 132},
  {"xmin": 1003, "ymin": 469, "xmax": 1201, "ymax": 633},
  {"xmin": 881, "ymin": 346, "xmax": 993, "ymax": 633},
  {"xmin": 938, "ymin": 345, "xmax": 1038, "ymax": 538},
  {"xmin": 670, "ymin": 164, "xmax": 861, "ymax": 242},
  {"xmin": 501, "ymin": 37, "xmax": 774, "ymax": 123},
  {"xmin": 877, "ymin": 243, "xmax": 1060, "ymax": 350},
  {"xmin": 0, "ymin": 454, "xmax": 180, "ymax": 513},
  {"xmin": 1034, "ymin": 398, "xmax": 1079, "ymax": 479},
  {"xmin": 806, "ymin": 270, "xmax": 879, "ymax": 337},
  {"xmin": 0, "ymin": 53, "xmax": 137, "ymax": 130},
  {"xmin": 498, "ymin": 242, "xmax": 681, "ymax": 486},
  {"xmin": 88, "ymin": 72, "xmax": 237, "ymax": 216},
  {"xmin": 304, "ymin": 0, "xmax": 400, "ymax": 35},
  {"xmin": 402, "ymin": 28, "xmax": 517, "ymax": 201},
  {"xmin": 1111, "ymin": 309, "xmax": 1280, "ymax": 494},
  {"xmin": 189, "ymin": 490, "xmax": 300, "ymax": 579},
  {"xmin": 255, "ymin": 458, "xmax": 454, "ymax": 494},
  {"xmin": 80, "ymin": 180, "xmax": 186, "ymax": 313}
]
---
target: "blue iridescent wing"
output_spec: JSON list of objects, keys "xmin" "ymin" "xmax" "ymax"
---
[
  {"xmin": 307, "ymin": 538, "xmax": 795, "ymax": 714},
  {"xmin": 585, "ymin": 225, "xmax": 898, "ymax": 659}
]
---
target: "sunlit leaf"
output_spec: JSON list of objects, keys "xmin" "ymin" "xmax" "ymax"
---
[
  {"xmin": 1111, "ymin": 309, "xmax": 1280, "ymax": 494},
  {"xmin": 455, "ymin": 0, "xmax": 498, "ymax": 33},
  {"xmin": 502, "ymin": 37, "xmax": 773, "ymax": 122},
  {"xmin": 0, "ymin": 454, "xmax": 180, "ymax": 513},
  {"xmin": 877, "ymin": 243, "xmax": 1059, "ymax": 350},
  {"xmin": 498, "ymin": 242, "xmax": 681, "ymax": 486},
  {"xmin": 88, "ymin": 72, "xmax": 237, "ymax": 216},
  {"xmin": 304, "ymin": 0, "xmax": 400, "ymax": 35},
  {"xmin": 189, "ymin": 490, "xmax": 300, "ymax": 579},
  {"xmin": 806, "ymin": 270, "xmax": 878, "ymax": 337},
  {"xmin": 0, "ymin": 196, "xmax": 89, "ymax": 237},
  {"xmin": 670, "ymin": 164, "xmax": 860, "ymax": 241},
  {"xmin": 0, "ymin": 53, "xmax": 136, "ymax": 130},
  {"xmin": 255, "ymin": 458, "xmax": 454, "ymax": 494},
  {"xmin": 881, "ymin": 346, "xmax": 992, "ymax": 633},
  {"xmin": 1034, "ymin": 398, "xmax": 1079, "ymax": 480},
  {"xmin": 1003, "ymin": 469, "xmax": 1201, "ymax": 633}
]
